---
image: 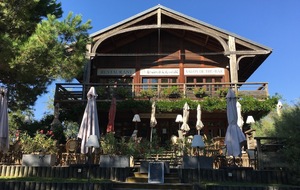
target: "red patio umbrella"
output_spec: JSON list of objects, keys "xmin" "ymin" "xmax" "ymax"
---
[{"xmin": 106, "ymin": 98, "xmax": 116, "ymax": 133}]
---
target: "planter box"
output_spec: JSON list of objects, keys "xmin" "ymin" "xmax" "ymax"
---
[
  {"xmin": 182, "ymin": 156, "xmax": 213, "ymax": 169},
  {"xmin": 99, "ymin": 155, "xmax": 133, "ymax": 167},
  {"xmin": 22, "ymin": 154, "xmax": 56, "ymax": 167}
]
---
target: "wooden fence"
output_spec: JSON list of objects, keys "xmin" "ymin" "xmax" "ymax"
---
[
  {"xmin": 0, "ymin": 165, "xmax": 297, "ymax": 190},
  {"xmin": 0, "ymin": 165, "xmax": 293, "ymax": 184},
  {"xmin": 179, "ymin": 168, "xmax": 292, "ymax": 185},
  {"xmin": 0, "ymin": 165, "xmax": 130, "ymax": 182}
]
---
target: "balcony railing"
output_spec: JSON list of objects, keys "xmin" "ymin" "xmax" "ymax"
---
[{"xmin": 54, "ymin": 82, "xmax": 268, "ymax": 103}]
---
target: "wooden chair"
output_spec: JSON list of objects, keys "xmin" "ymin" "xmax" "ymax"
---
[
  {"xmin": 213, "ymin": 145, "xmax": 227, "ymax": 169},
  {"xmin": 62, "ymin": 139, "xmax": 79, "ymax": 165}
]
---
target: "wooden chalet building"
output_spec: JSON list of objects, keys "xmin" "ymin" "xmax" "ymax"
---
[{"xmin": 54, "ymin": 5, "xmax": 272, "ymax": 143}]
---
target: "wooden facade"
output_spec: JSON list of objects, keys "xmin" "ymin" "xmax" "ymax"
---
[{"xmin": 55, "ymin": 5, "xmax": 272, "ymax": 142}]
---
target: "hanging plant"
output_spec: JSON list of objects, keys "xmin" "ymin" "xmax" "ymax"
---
[
  {"xmin": 193, "ymin": 87, "xmax": 207, "ymax": 98},
  {"xmin": 162, "ymin": 86, "xmax": 181, "ymax": 98},
  {"xmin": 216, "ymin": 87, "xmax": 229, "ymax": 97},
  {"xmin": 140, "ymin": 89, "xmax": 157, "ymax": 99}
]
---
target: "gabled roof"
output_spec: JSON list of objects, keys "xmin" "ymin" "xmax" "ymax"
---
[
  {"xmin": 89, "ymin": 4, "xmax": 272, "ymax": 82},
  {"xmin": 90, "ymin": 4, "xmax": 271, "ymax": 51}
]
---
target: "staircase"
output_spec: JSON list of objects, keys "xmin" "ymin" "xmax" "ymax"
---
[
  {"xmin": 134, "ymin": 150, "xmax": 183, "ymax": 168},
  {"xmin": 111, "ymin": 168, "xmax": 194, "ymax": 190}
]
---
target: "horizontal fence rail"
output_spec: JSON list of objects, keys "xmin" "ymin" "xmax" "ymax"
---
[{"xmin": 54, "ymin": 82, "xmax": 269, "ymax": 103}]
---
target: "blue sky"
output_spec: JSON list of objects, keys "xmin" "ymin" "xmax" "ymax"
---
[{"xmin": 34, "ymin": 0, "xmax": 300, "ymax": 119}]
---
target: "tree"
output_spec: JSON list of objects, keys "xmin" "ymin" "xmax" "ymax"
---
[
  {"xmin": 273, "ymin": 101, "xmax": 300, "ymax": 182},
  {"xmin": 0, "ymin": 0, "xmax": 91, "ymax": 111},
  {"xmin": 252, "ymin": 101, "xmax": 300, "ymax": 183}
]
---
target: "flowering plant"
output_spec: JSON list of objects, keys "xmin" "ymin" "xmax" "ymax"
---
[{"xmin": 19, "ymin": 130, "xmax": 58, "ymax": 154}]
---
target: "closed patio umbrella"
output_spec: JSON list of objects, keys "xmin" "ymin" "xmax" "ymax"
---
[
  {"xmin": 195, "ymin": 104, "xmax": 204, "ymax": 135},
  {"xmin": 0, "ymin": 88, "xmax": 9, "ymax": 153},
  {"xmin": 106, "ymin": 98, "xmax": 116, "ymax": 133},
  {"xmin": 150, "ymin": 101, "xmax": 157, "ymax": 142},
  {"xmin": 78, "ymin": 87, "xmax": 100, "ymax": 154},
  {"xmin": 181, "ymin": 102, "xmax": 190, "ymax": 132},
  {"xmin": 225, "ymin": 89, "xmax": 246, "ymax": 157},
  {"xmin": 236, "ymin": 101, "xmax": 244, "ymax": 130}
]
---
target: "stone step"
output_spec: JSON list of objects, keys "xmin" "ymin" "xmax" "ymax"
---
[
  {"xmin": 126, "ymin": 176, "xmax": 181, "ymax": 183},
  {"xmin": 128, "ymin": 171, "xmax": 181, "ymax": 183},
  {"xmin": 134, "ymin": 171, "xmax": 178, "ymax": 178}
]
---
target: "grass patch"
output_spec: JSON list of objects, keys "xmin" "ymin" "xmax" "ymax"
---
[{"xmin": 198, "ymin": 180, "xmax": 300, "ymax": 188}]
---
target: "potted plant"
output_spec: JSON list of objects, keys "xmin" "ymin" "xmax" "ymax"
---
[
  {"xmin": 140, "ymin": 89, "xmax": 157, "ymax": 99},
  {"xmin": 193, "ymin": 87, "xmax": 207, "ymax": 98},
  {"xmin": 19, "ymin": 131, "xmax": 58, "ymax": 166},
  {"xmin": 99, "ymin": 133, "xmax": 134, "ymax": 167},
  {"xmin": 162, "ymin": 86, "xmax": 181, "ymax": 98}
]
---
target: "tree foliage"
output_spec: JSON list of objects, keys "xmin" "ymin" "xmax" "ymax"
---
[
  {"xmin": 273, "ymin": 102, "xmax": 300, "ymax": 180},
  {"xmin": 252, "ymin": 101, "xmax": 300, "ymax": 182},
  {"xmin": 0, "ymin": 0, "xmax": 91, "ymax": 111}
]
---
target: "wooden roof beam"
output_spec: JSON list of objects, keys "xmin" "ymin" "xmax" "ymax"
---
[{"xmin": 224, "ymin": 50, "xmax": 271, "ymax": 56}]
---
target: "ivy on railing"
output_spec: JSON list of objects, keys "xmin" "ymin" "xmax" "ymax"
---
[
  {"xmin": 59, "ymin": 95, "xmax": 279, "ymax": 123},
  {"xmin": 94, "ymin": 95, "xmax": 279, "ymax": 113}
]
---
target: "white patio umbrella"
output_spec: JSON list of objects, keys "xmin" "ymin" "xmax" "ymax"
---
[
  {"xmin": 225, "ymin": 89, "xmax": 246, "ymax": 157},
  {"xmin": 195, "ymin": 104, "xmax": 204, "ymax": 135},
  {"xmin": 0, "ymin": 88, "xmax": 9, "ymax": 153},
  {"xmin": 149, "ymin": 101, "xmax": 157, "ymax": 142},
  {"xmin": 236, "ymin": 101, "xmax": 244, "ymax": 130},
  {"xmin": 78, "ymin": 87, "xmax": 100, "ymax": 154},
  {"xmin": 277, "ymin": 101, "xmax": 283, "ymax": 116},
  {"xmin": 181, "ymin": 102, "xmax": 190, "ymax": 132}
]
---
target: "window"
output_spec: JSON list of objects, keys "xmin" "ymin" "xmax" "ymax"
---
[{"xmin": 142, "ymin": 77, "xmax": 177, "ymax": 88}]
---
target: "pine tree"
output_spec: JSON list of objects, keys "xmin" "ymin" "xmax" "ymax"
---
[{"xmin": 0, "ymin": 0, "xmax": 91, "ymax": 111}]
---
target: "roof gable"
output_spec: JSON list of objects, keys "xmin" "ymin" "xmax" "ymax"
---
[{"xmin": 90, "ymin": 4, "xmax": 271, "ymax": 51}]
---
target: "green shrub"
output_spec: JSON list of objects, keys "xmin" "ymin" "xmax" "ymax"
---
[{"xmin": 19, "ymin": 131, "xmax": 58, "ymax": 154}]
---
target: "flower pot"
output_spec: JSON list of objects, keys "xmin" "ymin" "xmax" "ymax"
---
[
  {"xmin": 22, "ymin": 154, "xmax": 57, "ymax": 167},
  {"xmin": 168, "ymin": 93, "xmax": 180, "ymax": 98},
  {"xmin": 195, "ymin": 93, "xmax": 206, "ymax": 98}
]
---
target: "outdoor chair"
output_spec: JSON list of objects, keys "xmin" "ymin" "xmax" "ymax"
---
[
  {"xmin": 213, "ymin": 145, "xmax": 227, "ymax": 169},
  {"xmin": 62, "ymin": 139, "xmax": 80, "ymax": 165},
  {"xmin": 246, "ymin": 149, "xmax": 257, "ymax": 169}
]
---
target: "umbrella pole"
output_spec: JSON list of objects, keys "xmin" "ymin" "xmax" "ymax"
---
[
  {"xmin": 150, "ymin": 128, "xmax": 153, "ymax": 143},
  {"xmin": 197, "ymin": 147, "xmax": 201, "ymax": 184},
  {"xmin": 87, "ymin": 147, "xmax": 92, "ymax": 190}
]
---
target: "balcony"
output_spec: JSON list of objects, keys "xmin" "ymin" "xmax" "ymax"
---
[{"xmin": 54, "ymin": 82, "xmax": 268, "ymax": 103}]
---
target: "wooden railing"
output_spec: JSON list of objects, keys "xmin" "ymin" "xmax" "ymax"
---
[
  {"xmin": 255, "ymin": 137, "xmax": 287, "ymax": 170},
  {"xmin": 54, "ymin": 82, "xmax": 268, "ymax": 103}
]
